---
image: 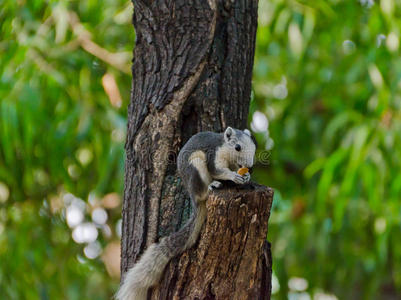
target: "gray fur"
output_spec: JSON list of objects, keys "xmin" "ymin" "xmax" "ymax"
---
[
  {"xmin": 208, "ymin": 180, "xmax": 222, "ymax": 191},
  {"xmin": 115, "ymin": 243, "xmax": 169, "ymax": 300},
  {"xmin": 116, "ymin": 127, "xmax": 256, "ymax": 300}
]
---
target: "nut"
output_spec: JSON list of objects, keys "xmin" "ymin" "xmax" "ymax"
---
[{"xmin": 237, "ymin": 167, "xmax": 249, "ymax": 176}]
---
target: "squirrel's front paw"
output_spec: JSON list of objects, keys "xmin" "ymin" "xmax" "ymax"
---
[
  {"xmin": 232, "ymin": 173, "xmax": 246, "ymax": 184},
  {"xmin": 243, "ymin": 172, "xmax": 251, "ymax": 183},
  {"xmin": 208, "ymin": 180, "xmax": 223, "ymax": 191}
]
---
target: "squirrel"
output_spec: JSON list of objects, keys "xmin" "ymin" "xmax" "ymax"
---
[{"xmin": 116, "ymin": 127, "xmax": 257, "ymax": 300}]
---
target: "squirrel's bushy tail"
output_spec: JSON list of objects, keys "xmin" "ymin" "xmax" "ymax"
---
[{"xmin": 116, "ymin": 198, "xmax": 206, "ymax": 300}]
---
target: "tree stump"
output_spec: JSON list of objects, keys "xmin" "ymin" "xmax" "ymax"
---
[{"xmin": 152, "ymin": 184, "xmax": 274, "ymax": 300}]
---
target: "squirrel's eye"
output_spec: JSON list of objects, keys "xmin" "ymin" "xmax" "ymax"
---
[{"xmin": 235, "ymin": 144, "xmax": 241, "ymax": 152}]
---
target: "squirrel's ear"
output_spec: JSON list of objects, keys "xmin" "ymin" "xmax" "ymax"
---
[
  {"xmin": 224, "ymin": 127, "xmax": 234, "ymax": 142},
  {"xmin": 243, "ymin": 129, "xmax": 251, "ymax": 136}
]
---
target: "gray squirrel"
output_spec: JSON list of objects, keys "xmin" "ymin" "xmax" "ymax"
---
[{"xmin": 116, "ymin": 127, "xmax": 257, "ymax": 300}]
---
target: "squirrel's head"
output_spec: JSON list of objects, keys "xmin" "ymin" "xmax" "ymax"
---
[{"xmin": 223, "ymin": 127, "xmax": 257, "ymax": 169}]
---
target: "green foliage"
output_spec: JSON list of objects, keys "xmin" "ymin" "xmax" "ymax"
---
[
  {"xmin": 252, "ymin": 0, "xmax": 401, "ymax": 299},
  {"xmin": 0, "ymin": 0, "xmax": 131, "ymax": 299},
  {"xmin": 1, "ymin": 0, "xmax": 400, "ymax": 299}
]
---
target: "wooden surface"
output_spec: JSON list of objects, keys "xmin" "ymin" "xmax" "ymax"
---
[
  {"xmin": 121, "ymin": 0, "xmax": 262, "ymax": 299},
  {"xmin": 122, "ymin": 0, "xmax": 259, "ymax": 277},
  {"xmin": 152, "ymin": 183, "xmax": 274, "ymax": 300}
]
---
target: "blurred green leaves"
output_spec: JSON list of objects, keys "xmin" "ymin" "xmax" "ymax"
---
[
  {"xmin": 0, "ymin": 0, "xmax": 131, "ymax": 299},
  {"xmin": 252, "ymin": 0, "xmax": 401, "ymax": 299}
]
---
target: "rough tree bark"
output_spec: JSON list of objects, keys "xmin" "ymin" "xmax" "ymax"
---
[
  {"xmin": 121, "ymin": 0, "xmax": 273, "ymax": 299},
  {"xmin": 153, "ymin": 185, "xmax": 273, "ymax": 299}
]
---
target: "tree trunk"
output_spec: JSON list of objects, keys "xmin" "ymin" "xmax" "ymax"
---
[
  {"xmin": 121, "ymin": 0, "xmax": 272, "ymax": 299},
  {"xmin": 153, "ymin": 184, "xmax": 273, "ymax": 300}
]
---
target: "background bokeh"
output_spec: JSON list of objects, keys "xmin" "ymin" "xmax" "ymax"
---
[{"xmin": 1, "ymin": 0, "xmax": 400, "ymax": 299}]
